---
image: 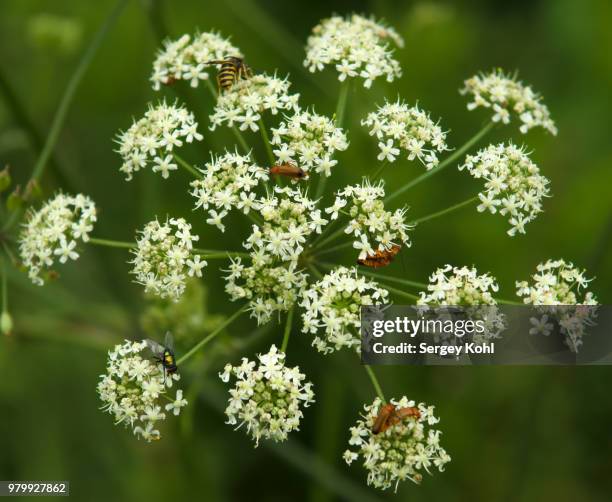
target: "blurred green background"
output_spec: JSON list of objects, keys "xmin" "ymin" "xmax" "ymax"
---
[{"xmin": 1, "ymin": 0, "xmax": 611, "ymax": 501}]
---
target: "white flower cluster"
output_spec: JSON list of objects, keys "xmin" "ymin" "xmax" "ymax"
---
[
  {"xmin": 362, "ymin": 100, "xmax": 449, "ymax": 169},
  {"xmin": 343, "ymin": 397, "xmax": 451, "ymax": 491},
  {"xmin": 219, "ymin": 345, "xmax": 315, "ymax": 446},
  {"xmin": 115, "ymin": 100, "xmax": 202, "ymax": 180},
  {"xmin": 417, "ymin": 265, "xmax": 506, "ymax": 341},
  {"xmin": 327, "ymin": 181, "xmax": 412, "ymax": 260},
  {"xmin": 301, "ymin": 266, "xmax": 389, "ymax": 353},
  {"xmin": 19, "ymin": 193, "xmax": 97, "ymax": 286},
  {"xmin": 130, "ymin": 217, "xmax": 204, "ymax": 301},
  {"xmin": 97, "ymin": 340, "xmax": 186, "ymax": 442},
  {"xmin": 209, "ymin": 74, "xmax": 300, "ymax": 132},
  {"xmin": 516, "ymin": 259, "xmax": 598, "ymax": 352},
  {"xmin": 460, "ymin": 69, "xmax": 557, "ymax": 135},
  {"xmin": 271, "ymin": 110, "xmax": 348, "ymax": 176},
  {"xmin": 190, "ymin": 151, "xmax": 268, "ymax": 231},
  {"xmin": 245, "ymin": 187, "xmax": 328, "ymax": 261},
  {"xmin": 459, "ymin": 143, "xmax": 550, "ymax": 236},
  {"xmin": 150, "ymin": 32, "xmax": 242, "ymax": 90},
  {"xmin": 304, "ymin": 14, "xmax": 403, "ymax": 88},
  {"xmin": 225, "ymin": 253, "xmax": 308, "ymax": 325},
  {"xmin": 418, "ymin": 265, "xmax": 500, "ymax": 305}
]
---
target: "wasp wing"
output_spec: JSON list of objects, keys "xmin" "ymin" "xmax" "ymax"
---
[
  {"xmin": 164, "ymin": 331, "xmax": 175, "ymax": 352},
  {"xmin": 144, "ymin": 338, "xmax": 165, "ymax": 357}
]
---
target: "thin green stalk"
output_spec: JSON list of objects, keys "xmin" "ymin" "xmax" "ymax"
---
[
  {"xmin": 259, "ymin": 118, "xmax": 275, "ymax": 165},
  {"xmin": 364, "ymin": 365, "xmax": 386, "ymax": 402},
  {"xmin": 313, "ymin": 240, "xmax": 352, "ymax": 257},
  {"xmin": 315, "ymin": 80, "xmax": 350, "ymax": 200},
  {"xmin": 319, "ymin": 262, "xmax": 427, "ymax": 289},
  {"xmin": 177, "ymin": 305, "xmax": 247, "ymax": 365},
  {"xmin": 1, "ymin": 241, "xmax": 17, "ymax": 266},
  {"xmin": 379, "ymin": 283, "xmax": 420, "ymax": 302},
  {"xmin": 3, "ymin": 0, "xmax": 129, "ymax": 232},
  {"xmin": 370, "ymin": 161, "xmax": 388, "ymax": 183},
  {"xmin": 197, "ymin": 252, "xmax": 250, "ymax": 260},
  {"xmin": 309, "ymin": 218, "xmax": 340, "ymax": 249},
  {"xmin": 1, "ymin": 257, "xmax": 8, "ymax": 314},
  {"xmin": 204, "ymin": 78, "xmax": 251, "ymax": 156},
  {"xmin": 174, "ymin": 153, "xmax": 202, "ymax": 179},
  {"xmin": 280, "ymin": 308, "xmax": 294, "ymax": 352},
  {"xmin": 410, "ymin": 196, "xmax": 478, "ymax": 225},
  {"xmin": 385, "ymin": 121, "xmax": 494, "ymax": 204},
  {"xmin": 311, "ymin": 224, "xmax": 347, "ymax": 252},
  {"xmin": 307, "ymin": 263, "xmax": 323, "ymax": 280},
  {"xmin": 89, "ymin": 237, "xmax": 135, "ymax": 249}
]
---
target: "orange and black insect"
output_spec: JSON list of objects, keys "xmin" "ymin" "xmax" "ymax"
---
[
  {"xmin": 372, "ymin": 403, "xmax": 421, "ymax": 435},
  {"xmin": 145, "ymin": 332, "xmax": 177, "ymax": 382},
  {"xmin": 357, "ymin": 244, "xmax": 402, "ymax": 268},
  {"xmin": 269, "ymin": 162, "xmax": 307, "ymax": 180},
  {"xmin": 205, "ymin": 57, "xmax": 252, "ymax": 93}
]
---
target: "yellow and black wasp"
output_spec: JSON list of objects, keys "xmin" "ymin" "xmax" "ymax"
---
[
  {"xmin": 205, "ymin": 56, "xmax": 253, "ymax": 93},
  {"xmin": 145, "ymin": 332, "xmax": 177, "ymax": 382}
]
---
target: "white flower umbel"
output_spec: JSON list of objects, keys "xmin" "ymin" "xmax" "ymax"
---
[
  {"xmin": 362, "ymin": 100, "xmax": 449, "ymax": 169},
  {"xmin": 344, "ymin": 397, "xmax": 450, "ymax": 491},
  {"xmin": 417, "ymin": 265, "xmax": 506, "ymax": 341},
  {"xmin": 115, "ymin": 100, "xmax": 202, "ymax": 180},
  {"xmin": 130, "ymin": 217, "xmax": 203, "ymax": 301},
  {"xmin": 460, "ymin": 69, "xmax": 557, "ymax": 135},
  {"xmin": 19, "ymin": 193, "xmax": 97, "ymax": 286},
  {"xmin": 219, "ymin": 344, "xmax": 315, "ymax": 446},
  {"xmin": 459, "ymin": 143, "xmax": 551, "ymax": 236},
  {"xmin": 190, "ymin": 151, "xmax": 268, "ymax": 231},
  {"xmin": 326, "ymin": 181, "xmax": 412, "ymax": 260},
  {"xmin": 270, "ymin": 109, "xmax": 348, "ymax": 177},
  {"xmin": 301, "ymin": 266, "xmax": 389, "ymax": 353},
  {"xmin": 209, "ymin": 73, "xmax": 300, "ymax": 132},
  {"xmin": 97, "ymin": 339, "xmax": 184, "ymax": 442},
  {"xmin": 225, "ymin": 251, "xmax": 308, "ymax": 325},
  {"xmin": 151, "ymin": 32, "xmax": 242, "ymax": 90},
  {"xmin": 516, "ymin": 259, "xmax": 598, "ymax": 352},
  {"xmin": 245, "ymin": 187, "xmax": 328, "ymax": 261},
  {"xmin": 304, "ymin": 14, "xmax": 403, "ymax": 88}
]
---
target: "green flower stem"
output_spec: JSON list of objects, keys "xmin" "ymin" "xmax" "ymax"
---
[
  {"xmin": 319, "ymin": 262, "xmax": 427, "ymax": 289},
  {"xmin": 280, "ymin": 308, "xmax": 294, "ymax": 352},
  {"xmin": 1, "ymin": 257, "xmax": 8, "ymax": 314},
  {"xmin": 315, "ymin": 80, "xmax": 350, "ymax": 201},
  {"xmin": 385, "ymin": 121, "xmax": 495, "ymax": 205},
  {"xmin": 174, "ymin": 153, "xmax": 202, "ymax": 179},
  {"xmin": 379, "ymin": 283, "xmax": 420, "ymax": 302},
  {"xmin": 370, "ymin": 161, "xmax": 388, "ymax": 183},
  {"xmin": 2, "ymin": 0, "xmax": 129, "ymax": 232},
  {"xmin": 313, "ymin": 240, "xmax": 352, "ymax": 257},
  {"xmin": 177, "ymin": 305, "xmax": 248, "ymax": 365},
  {"xmin": 259, "ymin": 118, "xmax": 275, "ymax": 165},
  {"xmin": 89, "ymin": 237, "xmax": 135, "ymax": 249},
  {"xmin": 195, "ymin": 250, "xmax": 251, "ymax": 259},
  {"xmin": 311, "ymin": 224, "xmax": 347, "ymax": 252},
  {"xmin": 204, "ymin": 79, "xmax": 251, "ymax": 156},
  {"xmin": 1, "ymin": 241, "xmax": 17, "ymax": 266},
  {"xmin": 307, "ymin": 263, "xmax": 323, "ymax": 280},
  {"xmin": 364, "ymin": 365, "xmax": 386, "ymax": 402},
  {"xmin": 308, "ymin": 217, "xmax": 340, "ymax": 248},
  {"xmin": 409, "ymin": 196, "xmax": 478, "ymax": 225}
]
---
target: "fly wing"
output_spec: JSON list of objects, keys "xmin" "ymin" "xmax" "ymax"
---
[
  {"xmin": 164, "ymin": 331, "xmax": 174, "ymax": 352},
  {"xmin": 144, "ymin": 338, "xmax": 165, "ymax": 357}
]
